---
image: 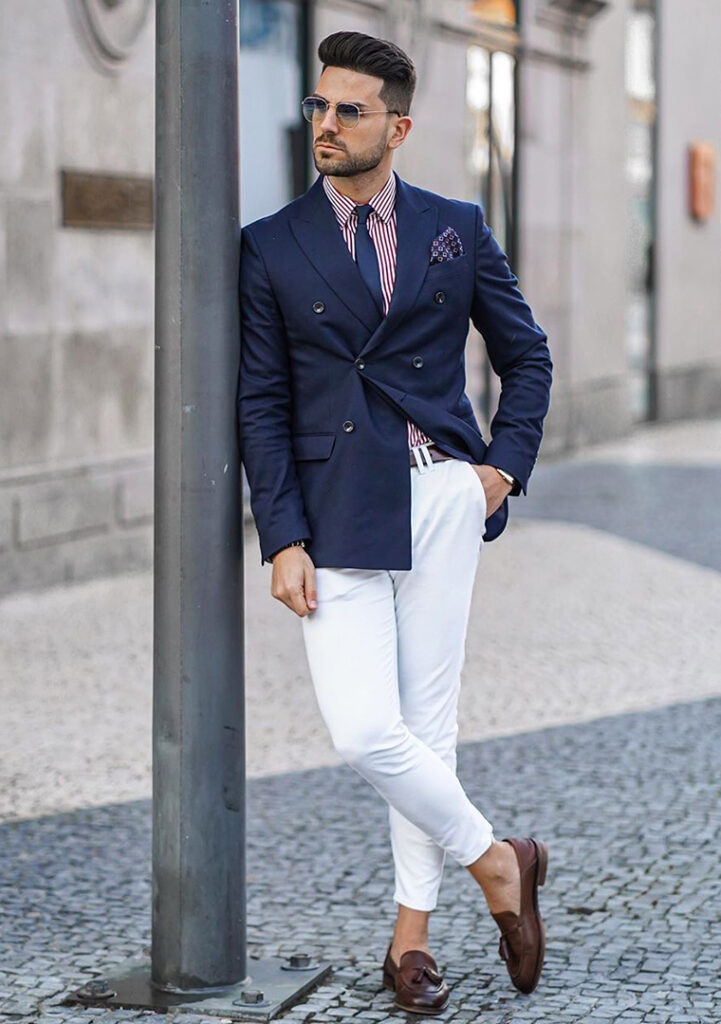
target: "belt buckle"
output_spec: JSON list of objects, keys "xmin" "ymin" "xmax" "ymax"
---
[{"xmin": 411, "ymin": 443, "xmax": 434, "ymax": 472}]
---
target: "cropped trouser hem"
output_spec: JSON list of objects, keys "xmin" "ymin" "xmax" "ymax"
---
[
  {"xmin": 459, "ymin": 830, "xmax": 496, "ymax": 869},
  {"xmin": 393, "ymin": 830, "xmax": 495, "ymax": 912}
]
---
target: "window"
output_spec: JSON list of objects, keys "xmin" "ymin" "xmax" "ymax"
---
[
  {"xmin": 239, "ymin": 1, "xmax": 306, "ymax": 225},
  {"xmin": 465, "ymin": 41, "xmax": 518, "ymax": 423}
]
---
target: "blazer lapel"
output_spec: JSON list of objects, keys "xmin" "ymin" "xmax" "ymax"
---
[
  {"xmin": 289, "ymin": 171, "xmax": 440, "ymax": 356},
  {"xmin": 289, "ymin": 175, "xmax": 381, "ymax": 332}
]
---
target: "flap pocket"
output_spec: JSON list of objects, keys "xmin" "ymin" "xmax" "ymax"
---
[{"xmin": 291, "ymin": 432, "xmax": 336, "ymax": 461}]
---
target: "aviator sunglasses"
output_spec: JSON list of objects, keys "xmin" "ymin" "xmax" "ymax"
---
[{"xmin": 301, "ymin": 95, "xmax": 401, "ymax": 130}]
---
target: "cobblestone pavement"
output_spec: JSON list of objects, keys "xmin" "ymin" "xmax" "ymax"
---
[{"xmin": 1, "ymin": 696, "xmax": 720, "ymax": 1022}]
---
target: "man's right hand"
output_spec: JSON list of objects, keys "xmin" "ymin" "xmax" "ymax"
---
[{"xmin": 270, "ymin": 546, "xmax": 318, "ymax": 617}]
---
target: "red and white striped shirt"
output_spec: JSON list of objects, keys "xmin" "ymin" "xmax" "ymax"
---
[{"xmin": 322, "ymin": 172, "xmax": 436, "ymax": 451}]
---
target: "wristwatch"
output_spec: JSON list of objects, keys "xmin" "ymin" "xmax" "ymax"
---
[
  {"xmin": 492, "ymin": 466, "xmax": 519, "ymax": 494},
  {"xmin": 493, "ymin": 466, "xmax": 515, "ymax": 486},
  {"xmin": 267, "ymin": 538, "xmax": 306, "ymax": 563}
]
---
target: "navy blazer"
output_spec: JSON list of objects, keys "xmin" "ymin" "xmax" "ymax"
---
[{"xmin": 237, "ymin": 170, "xmax": 553, "ymax": 568}]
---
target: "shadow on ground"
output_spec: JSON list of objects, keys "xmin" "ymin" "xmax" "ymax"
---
[{"xmin": 516, "ymin": 462, "xmax": 721, "ymax": 573}]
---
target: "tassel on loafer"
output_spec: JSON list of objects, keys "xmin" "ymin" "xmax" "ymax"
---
[{"xmin": 382, "ymin": 942, "xmax": 451, "ymax": 1015}]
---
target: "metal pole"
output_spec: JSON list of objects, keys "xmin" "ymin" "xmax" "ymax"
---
[
  {"xmin": 152, "ymin": 0, "xmax": 245, "ymax": 990},
  {"xmin": 68, "ymin": 4, "xmax": 331, "ymax": 1012}
]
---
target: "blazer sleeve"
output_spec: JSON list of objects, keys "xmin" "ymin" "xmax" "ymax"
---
[
  {"xmin": 469, "ymin": 203, "xmax": 553, "ymax": 495},
  {"xmin": 237, "ymin": 225, "xmax": 311, "ymax": 565}
]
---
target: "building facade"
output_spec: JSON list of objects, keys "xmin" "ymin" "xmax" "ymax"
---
[{"xmin": 1, "ymin": 0, "xmax": 719, "ymax": 596}]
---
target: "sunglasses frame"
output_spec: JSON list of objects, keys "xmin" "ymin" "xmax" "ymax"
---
[{"xmin": 301, "ymin": 95, "xmax": 401, "ymax": 129}]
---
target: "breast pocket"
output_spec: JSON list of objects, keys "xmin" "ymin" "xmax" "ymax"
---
[
  {"xmin": 427, "ymin": 252, "xmax": 469, "ymax": 277},
  {"xmin": 291, "ymin": 432, "xmax": 336, "ymax": 460}
]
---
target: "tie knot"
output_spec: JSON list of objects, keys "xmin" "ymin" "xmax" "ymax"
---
[{"xmin": 355, "ymin": 203, "xmax": 373, "ymax": 224}]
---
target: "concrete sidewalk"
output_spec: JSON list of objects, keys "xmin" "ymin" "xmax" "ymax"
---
[{"xmin": 1, "ymin": 416, "xmax": 720, "ymax": 1022}]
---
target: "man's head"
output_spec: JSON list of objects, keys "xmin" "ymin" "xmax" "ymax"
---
[{"xmin": 307, "ymin": 31, "xmax": 415, "ymax": 179}]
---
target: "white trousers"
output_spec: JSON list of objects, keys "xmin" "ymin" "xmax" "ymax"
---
[{"xmin": 300, "ymin": 454, "xmax": 495, "ymax": 912}]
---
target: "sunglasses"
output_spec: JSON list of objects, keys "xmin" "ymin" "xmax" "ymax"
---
[{"xmin": 301, "ymin": 96, "xmax": 401, "ymax": 130}]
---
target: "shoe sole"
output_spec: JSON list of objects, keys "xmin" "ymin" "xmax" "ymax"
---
[{"xmin": 393, "ymin": 998, "xmax": 450, "ymax": 1015}]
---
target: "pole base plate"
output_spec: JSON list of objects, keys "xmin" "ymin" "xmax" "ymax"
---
[{"xmin": 64, "ymin": 953, "xmax": 334, "ymax": 1021}]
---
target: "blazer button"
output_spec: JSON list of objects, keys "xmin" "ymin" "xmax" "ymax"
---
[
  {"xmin": 412, "ymin": 355, "xmax": 424, "ymax": 368},
  {"xmin": 354, "ymin": 357, "xmax": 366, "ymax": 369},
  {"xmin": 342, "ymin": 420, "xmax": 355, "ymax": 432},
  {"xmin": 433, "ymin": 290, "xmax": 446, "ymax": 304},
  {"xmin": 312, "ymin": 300, "xmax": 325, "ymax": 313}
]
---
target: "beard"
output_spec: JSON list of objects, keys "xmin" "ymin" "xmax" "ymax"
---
[{"xmin": 313, "ymin": 132, "xmax": 388, "ymax": 177}]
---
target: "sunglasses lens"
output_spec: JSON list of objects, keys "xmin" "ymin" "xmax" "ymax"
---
[
  {"xmin": 336, "ymin": 104, "xmax": 360, "ymax": 127},
  {"xmin": 302, "ymin": 97, "xmax": 326, "ymax": 122},
  {"xmin": 301, "ymin": 98, "xmax": 361, "ymax": 127}
]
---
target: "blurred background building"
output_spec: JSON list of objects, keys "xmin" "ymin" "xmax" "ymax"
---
[{"xmin": 1, "ymin": 0, "xmax": 719, "ymax": 596}]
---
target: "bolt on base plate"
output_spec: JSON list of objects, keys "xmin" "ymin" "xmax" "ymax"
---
[{"xmin": 64, "ymin": 953, "xmax": 333, "ymax": 1021}]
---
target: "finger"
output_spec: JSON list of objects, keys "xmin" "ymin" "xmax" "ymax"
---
[
  {"xmin": 304, "ymin": 563, "xmax": 318, "ymax": 612},
  {"xmin": 287, "ymin": 580, "xmax": 309, "ymax": 618}
]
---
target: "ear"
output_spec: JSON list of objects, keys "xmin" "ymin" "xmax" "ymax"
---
[{"xmin": 389, "ymin": 115, "xmax": 413, "ymax": 147}]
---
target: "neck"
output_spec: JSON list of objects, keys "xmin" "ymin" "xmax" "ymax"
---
[{"xmin": 327, "ymin": 166, "xmax": 393, "ymax": 205}]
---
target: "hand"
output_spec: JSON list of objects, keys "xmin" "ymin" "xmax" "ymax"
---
[
  {"xmin": 469, "ymin": 464, "xmax": 513, "ymax": 518},
  {"xmin": 270, "ymin": 545, "xmax": 318, "ymax": 616}
]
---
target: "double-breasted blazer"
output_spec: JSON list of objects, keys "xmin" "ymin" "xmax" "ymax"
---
[{"xmin": 237, "ymin": 170, "xmax": 553, "ymax": 568}]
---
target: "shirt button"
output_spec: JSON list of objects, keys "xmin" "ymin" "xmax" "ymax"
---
[
  {"xmin": 354, "ymin": 357, "xmax": 366, "ymax": 369},
  {"xmin": 433, "ymin": 291, "xmax": 446, "ymax": 304},
  {"xmin": 412, "ymin": 355, "xmax": 424, "ymax": 368},
  {"xmin": 312, "ymin": 300, "xmax": 325, "ymax": 313},
  {"xmin": 342, "ymin": 420, "xmax": 355, "ymax": 432}
]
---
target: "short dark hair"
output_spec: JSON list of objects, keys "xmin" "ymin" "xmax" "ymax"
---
[{"xmin": 317, "ymin": 31, "xmax": 416, "ymax": 117}]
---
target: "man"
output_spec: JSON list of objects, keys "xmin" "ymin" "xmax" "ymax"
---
[{"xmin": 238, "ymin": 29, "xmax": 553, "ymax": 1015}]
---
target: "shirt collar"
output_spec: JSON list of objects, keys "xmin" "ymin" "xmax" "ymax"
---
[{"xmin": 322, "ymin": 171, "xmax": 396, "ymax": 226}]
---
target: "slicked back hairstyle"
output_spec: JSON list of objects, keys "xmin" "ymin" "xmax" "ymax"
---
[{"xmin": 317, "ymin": 31, "xmax": 416, "ymax": 117}]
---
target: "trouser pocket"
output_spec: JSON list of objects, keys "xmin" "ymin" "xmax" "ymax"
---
[{"xmin": 462, "ymin": 460, "xmax": 488, "ymax": 519}]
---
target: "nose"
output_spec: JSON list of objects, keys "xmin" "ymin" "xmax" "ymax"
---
[{"xmin": 318, "ymin": 104, "xmax": 338, "ymax": 134}]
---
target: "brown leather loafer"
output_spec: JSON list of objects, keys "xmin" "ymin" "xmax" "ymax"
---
[
  {"xmin": 490, "ymin": 836, "xmax": 548, "ymax": 994},
  {"xmin": 382, "ymin": 942, "xmax": 450, "ymax": 1014}
]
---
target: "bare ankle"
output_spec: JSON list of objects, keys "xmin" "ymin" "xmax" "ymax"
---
[
  {"xmin": 468, "ymin": 839, "xmax": 514, "ymax": 886},
  {"xmin": 390, "ymin": 938, "xmax": 431, "ymax": 964},
  {"xmin": 392, "ymin": 905, "xmax": 431, "ymax": 951}
]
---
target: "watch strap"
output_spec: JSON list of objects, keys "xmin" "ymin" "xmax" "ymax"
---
[{"xmin": 268, "ymin": 538, "xmax": 307, "ymax": 563}]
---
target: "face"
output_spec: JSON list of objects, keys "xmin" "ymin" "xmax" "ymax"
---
[{"xmin": 309, "ymin": 66, "xmax": 410, "ymax": 178}]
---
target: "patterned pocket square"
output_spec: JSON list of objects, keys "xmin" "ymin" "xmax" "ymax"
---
[{"xmin": 429, "ymin": 226, "xmax": 465, "ymax": 265}]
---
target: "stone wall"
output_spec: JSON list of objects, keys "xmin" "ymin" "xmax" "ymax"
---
[
  {"xmin": 516, "ymin": 0, "xmax": 633, "ymax": 454},
  {"xmin": 655, "ymin": 0, "xmax": 721, "ymax": 420},
  {"xmin": 3, "ymin": 0, "xmax": 720, "ymax": 596},
  {"xmin": 0, "ymin": 0, "xmax": 155, "ymax": 595}
]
